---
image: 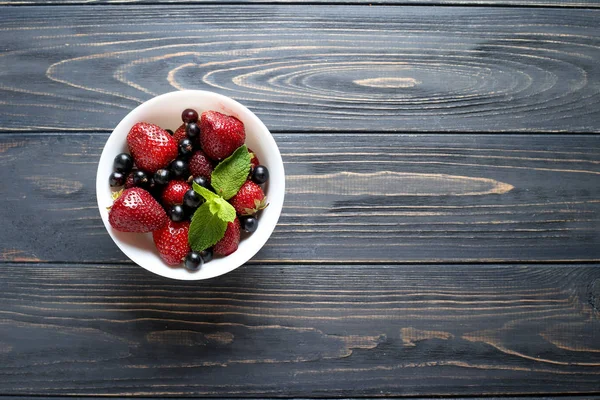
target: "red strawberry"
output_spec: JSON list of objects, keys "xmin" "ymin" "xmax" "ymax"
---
[
  {"xmin": 189, "ymin": 150, "xmax": 214, "ymax": 181},
  {"xmin": 127, "ymin": 122, "xmax": 178, "ymax": 173},
  {"xmin": 162, "ymin": 180, "xmax": 191, "ymax": 206},
  {"xmin": 108, "ymin": 188, "xmax": 167, "ymax": 233},
  {"xmin": 213, "ymin": 218, "xmax": 241, "ymax": 256},
  {"xmin": 248, "ymin": 148, "xmax": 260, "ymax": 169},
  {"xmin": 200, "ymin": 111, "xmax": 245, "ymax": 160},
  {"xmin": 229, "ymin": 180, "xmax": 267, "ymax": 216},
  {"xmin": 173, "ymin": 123, "xmax": 187, "ymax": 143},
  {"xmin": 153, "ymin": 220, "xmax": 190, "ymax": 265}
]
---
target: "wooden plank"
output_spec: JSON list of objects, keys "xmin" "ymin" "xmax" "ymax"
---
[
  {"xmin": 1, "ymin": 6, "xmax": 600, "ymax": 132},
  {"xmin": 1, "ymin": 133, "xmax": 599, "ymax": 264},
  {"xmin": 1, "ymin": 397, "xmax": 599, "ymax": 400},
  {"xmin": 1, "ymin": 0, "xmax": 598, "ymax": 7},
  {"xmin": 0, "ymin": 262, "xmax": 599, "ymax": 395},
  {"xmin": 2, "ymin": 393, "xmax": 598, "ymax": 400}
]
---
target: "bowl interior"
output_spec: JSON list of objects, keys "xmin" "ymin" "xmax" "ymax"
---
[{"xmin": 96, "ymin": 90, "xmax": 285, "ymax": 280}]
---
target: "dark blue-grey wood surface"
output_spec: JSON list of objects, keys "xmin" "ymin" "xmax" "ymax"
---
[
  {"xmin": 1, "ymin": 6, "xmax": 600, "ymax": 132},
  {"xmin": 0, "ymin": 2, "xmax": 599, "ymax": 398},
  {"xmin": 1, "ymin": 133, "xmax": 599, "ymax": 263}
]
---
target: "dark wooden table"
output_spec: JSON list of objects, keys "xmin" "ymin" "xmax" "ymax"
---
[{"xmin": 1, "ymin": 0, "xmax": 599, "ymax": 397}]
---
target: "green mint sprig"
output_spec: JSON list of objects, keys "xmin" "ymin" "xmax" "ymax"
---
[
  {"xmin": 187, "ymin": 146, "xmax": 251, "ymax": 251},
  {"xmin": 211, "ymin": 145, "xmax": 251, "ymax": 200},
  {"xmin": 188, "ymin": 202, "xmax": 229, "ymax": 252}
]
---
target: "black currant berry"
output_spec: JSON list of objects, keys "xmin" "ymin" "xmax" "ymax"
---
[
  {"xmin": 133, "ymin": 170, "xmax": 151, "ymax": 189},
  {"xmin": 170, "ymin": 159, "xmax": 189, "ymax": 179},
  {"xmin": 153, "ymin": 169, "xmax": 171, "ymax": 186},
  {"xmin": 192, "ymin": 176, "xmax": 210, "ymax": 190},
  {"xmin": 241, "ymin": 216, "xmax": 258, "ymax": 233},
  {"xmin": 169, "ymin": 205, "xmax": 186, "ymax": 222},
  {"xmin": 113, "ymin": 153, "xmax": 133, "ymax": 174},
  {"xmin": 182, "ymin": 109, "xmax": 199, "ymax": 124},
  {"xmin": 183, "ymin": 189, "xmax": 202, "ymax": 209},
  {"xmin": 251, "ymin": 165, "xmax": 269, "ymax": 185},
  {"xmin": 200, "ymin": 248, "xmax": 213, "ymax": 263},
  {"xmin": 184, "ymin": 251, "xmax": 203, "ymax": 272},
  {"xmin": 109, "ymin": 171, "xmax": 125, "ymax": 187},
  {"xmin": 179, "ymin": 138, "xmax": 194, "ymax": 158},
  {"xmin": 186, "ymin": 122, "xmax": 200, "ymax": 139}
]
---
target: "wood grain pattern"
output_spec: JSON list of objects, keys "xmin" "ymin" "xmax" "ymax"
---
[
  {"xmin": 2, "ymin": 0, "xmax": 598, "ymax": 6},
  {"xmin": 4, "ymin": 398, "xmax": 600, "ymax": 400},
  {"xmin": 0, "ymin": 262, "xmax": 598, "ymax": 395},
  {"xmin": 1, "ymin": 6, "xmax": 600, "ymax": 132},
  {"xmin": 5, "ymin": 398, "xmax": 600, "ymax": 400},
  {"xmin": 1, "ymin": 133, "xmax": 598, "ymax": 264}
]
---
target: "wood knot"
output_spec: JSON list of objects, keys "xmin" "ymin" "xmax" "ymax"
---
[
  {"xmin": 589, "ymin": 278, "xmax": 600, "ymax": 312},
  {"xmin": 401, "ymin": 327, "xmax": 453, "ymax": 347}
]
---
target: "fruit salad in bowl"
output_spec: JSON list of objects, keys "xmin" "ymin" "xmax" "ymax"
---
[{"xmin": 96, "ymin": 91, "xmax": 285, "ymax": 280}]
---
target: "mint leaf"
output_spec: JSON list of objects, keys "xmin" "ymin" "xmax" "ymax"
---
[
  {"xmin": 208, "ymin": 199, "xmax": 220, "ymax": 215},
  {"xmin": 214, "ymin": 197, "xmax": 236, "ymax": 222},
  {"xmin": 193, "ymin": 182, "xmax": 219, "ymax": 202},
  {"xmin": 207, "ymin": 197, "xmax": 236, "ymax": 223},
  {"xmin": 211, "ymin": 145, "xmax": 251, "ymax": 200},
  {"xmin": 188, "ymin": 201, "xmax": 228, "ymax": 252}
]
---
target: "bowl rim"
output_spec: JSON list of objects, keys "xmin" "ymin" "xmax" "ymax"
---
[{"xmin": 95, "ymin": 90, "xmax": 285, "ymax": 280}]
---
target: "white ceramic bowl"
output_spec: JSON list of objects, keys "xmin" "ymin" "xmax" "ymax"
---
[{"xmin": 96, "ymin": 90, "xmax": 285, "ymax": 280}]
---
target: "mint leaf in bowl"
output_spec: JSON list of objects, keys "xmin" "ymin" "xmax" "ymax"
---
[{"xmin": 211, "ymin": 145, "xmax": 251, "ymax": 200}]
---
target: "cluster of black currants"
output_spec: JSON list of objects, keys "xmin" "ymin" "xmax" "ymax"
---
[
  {"xmin": 169, "ymin": 108, "xmax": 203, "ymax": 175},
  {"xmin": 108, "ymin": 153, "xmax": 134, "ymax": 187},
  {"xmin": 184, "ymin": 248, "xmax": 213, "ymax": 272}
]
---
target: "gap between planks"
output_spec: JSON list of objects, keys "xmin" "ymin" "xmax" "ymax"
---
[
  {"xmin": 1, "ymin": 131, "xmax": 600, "ymax": 136},
  {"xmin": 1, "ymin": 260, "xmax": 600, "ymax": 266},
  {"xmin": 0, "ymin": 2, "xmax": 599, "ymax": 8}
]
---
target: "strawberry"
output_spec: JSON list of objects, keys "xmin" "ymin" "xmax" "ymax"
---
[
  {"xmin": 173, "ymin": 123, "xmax": 187, "ymax": 143},
  {"xmin": 153, "ymin": 220, "xmax": 190, "ymax": 265},
  {"xmin": 162, "ymin": 180, "xmax": 191, "ymax": 206},
  {"xmin": 127, "ymin": 122, "xmax": 178, "ymax": 173},
  {"xmin": 248, "ymin": 148, "xmax": 260, "ymax": 169},
  {"xmin": 200, "ymin": 111, "xmax": 245, "ymax": 161},
  {"xmin": 229, "ymin": 180, "xmax": 267, "ymax": 216},
  {"xmin": 189, "ymin": 150, "xmax": 214, "ymax": 181},
  {"xmin": 108, "ymin": 188, "xmax": 167, "ymax": 233},
  {"xmin": 213, "ymin": 218, "xmax": 241, "ymax": 256}
]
